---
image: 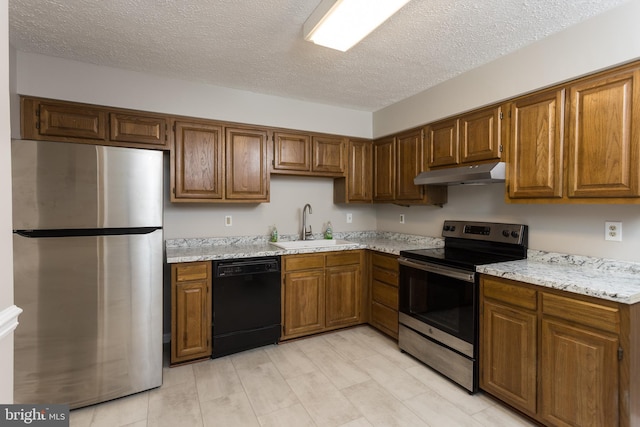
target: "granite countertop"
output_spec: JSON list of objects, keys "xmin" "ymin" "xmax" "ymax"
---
[
  {"xmin": 167, "ymin": 231, "xmax": 640, "ymax": 305},
  {"xmin": 165, "ymin": 231, "xmax": 443, "ymax": 264},
  {"xmin": 478, "ymin": 250, "xmax": 640, "ymax": 305}
]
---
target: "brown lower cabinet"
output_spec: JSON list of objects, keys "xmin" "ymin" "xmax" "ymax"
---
[
  {"xmin": 369, "ymin": 252, "xmax": 399, "ymax": 339},
  {"xmin": 480, "ymin": 275, "xmax": 640, "ymax": 427},
  {"xmin": 281, "ymin": 251, "xmax": 365, "ymax": 340},
  {"xmin": 171, "ymin": 261, "xmax": 212, "ymax": 365}
]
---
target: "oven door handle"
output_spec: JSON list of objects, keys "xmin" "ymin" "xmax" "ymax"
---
[{"xmin": 398, "ymin": 257, "xmax": 475, "ymax": 283}]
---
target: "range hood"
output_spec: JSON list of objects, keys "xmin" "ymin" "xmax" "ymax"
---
[{"xmin": 414, "ymin": 162, "xmax": 506, "ymax": 186}]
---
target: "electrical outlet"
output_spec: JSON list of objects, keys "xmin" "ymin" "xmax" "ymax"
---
[
  {"xmin": 225, "ymin": 215, "xmax": 232, "ymax": 227},
  {"xmin": 400, "ymin": 214, "xmax": 405, "ymax": 224},
  {"xmin": 346, "ymin": 213, "xmax": 352, "ymax": 223},
  {"xmin": 605, "ymin": 221, "xmax": 622, "ymax": 241}
]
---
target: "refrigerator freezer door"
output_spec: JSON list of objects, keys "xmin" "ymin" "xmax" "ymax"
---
[
  {"xmin": 13, "ymin": 229, "xmax": 163, "ymax": 409},
  {"xmin": 12, "ymin": 140, "xmax": 163, "ymax": 230}
]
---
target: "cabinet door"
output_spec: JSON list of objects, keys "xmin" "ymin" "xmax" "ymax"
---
[
  {"xmin": 425, "ymin": 118, "xmax": 459, "ymax": 168},
  {"xmin": 173, "ymin": 121, "xmax": 224, "ymax": 200},
  {"xmin": 396, "ymin": 129, "xmax": 426, "ymax": 202},
  {"xmin": 481, "ymin": 300, "xmax": 537, "ymax": 416},
  {"xmin": 508, "ymin": 89, "xmax": 565, "ymax": 199},
  {"xmin": 110, "ymin": 112, "xmax": 168, "ymax": 148},
  {"xmin": 225, "ymin": 127, "xmax": 269, "ymax": 201},
  {"xmin": 335, "ymin": 139, "xmax": 372, "ymax": 203},
  {"xmin": 373, "ymin": 137, "xmax": 396, "ymax": 201},
  {"xmin": 325, "ymin": 264, "xmax": 361, "ymax": 328},
  {"xmin": 567, "ymin": 67, "xmax": 640, "ymax": 198},
  {"xmin": 459, "ymin": 105, "xmax": 502, "ymax": 163},
  {"xmin": 171, "ymin": 263, "xmax": 212, "ymax": 364},
  {"xmin": 273, "ymin": 132, "xmax": 310, "ymax": 172},
  {"xmin": 283, "ymin": 270, "xmax": 325, "ymax": 337},
  {"xmin": 313, "ymin": 136, "xmax": 345, "ymax": 174},
  {"xmin": 540, "ymin": 318, "xmax": 619, "ymax": 427},
  {"xmin": 38, "ymin": 101, "xmax": 107, "ymax": 141}
]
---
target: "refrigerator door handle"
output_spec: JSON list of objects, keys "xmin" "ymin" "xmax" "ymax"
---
[{"xmin": 14, "ymin": 227, "xmax": 162, "ymax": 238}]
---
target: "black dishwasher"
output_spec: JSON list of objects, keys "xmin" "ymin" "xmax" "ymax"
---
[{"xmin": 212, "ymin": 256, "xmax": 281, "ymax": 358}]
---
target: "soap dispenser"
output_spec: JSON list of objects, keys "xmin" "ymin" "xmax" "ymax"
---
[
  {"xmin": 324, "ymin": 221, "xmax": 333, "ymax": 240},
  {"xmin": 270, "ymin": 225, "xmax": 278, "ymax": 242}
]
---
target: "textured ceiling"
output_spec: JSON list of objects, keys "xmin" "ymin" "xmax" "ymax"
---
[{"xmin": 9, "ymin": 0, "xmax": 630, "ymax": 111}]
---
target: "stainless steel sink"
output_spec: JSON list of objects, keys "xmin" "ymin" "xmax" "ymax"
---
[{"xmin": 269, "ymin": 239, "xmax": 359, "ymax": 250}]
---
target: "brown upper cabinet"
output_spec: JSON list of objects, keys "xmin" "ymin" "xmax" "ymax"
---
[
  {"xmin": 567, "ymin": 65, "xmax": 640, "ymax": 199},
  {"xmin": 272, "ymin": 132, "xmax": 346, "ymax": 176},
  {"xmin": 173, "ymin": 121, "xmax": 224, "ymax": 201},
  {"xmin": 507, "ymin": 62, "xmax": 640, "ymax": 203},
  {"xmin": 459, "ymin": 105, "xmax": 503, "ymax": 164},
  {"xmin": 225, "ymin": 127, "xmax": 270, "ymax": 201},
  {"xmin": 425, "ymin": 117, "xmax": 459, "ymax": 168},
  {"xmin": 373, "ymin": 136, "xmax": 396, "ymax": 202},
  {"xmin": 21, "ymin": 97, "xmax": 170, "ymax": 150},
  {"xmin": 425, "ymin": 104, "xmax": 503, "ymax": 169},
  {"xmin": 508, "ymin": 88, "xmax": 565, "ymax": 199},
  {"xmin": 171, "ymin": 121, "xmax": 269, "ymax": 203},
  {"xmin": 374, "ymin": 130, "xmax": 447, "ymax": 206},
  {"xmin": 334, "ymin": 139, "xmax": 373, "ymax": 203}
]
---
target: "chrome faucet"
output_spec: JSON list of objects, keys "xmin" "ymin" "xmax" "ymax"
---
[{"xmin": 301, "ymin": 203, "xmax": 314, "ymax": 240}]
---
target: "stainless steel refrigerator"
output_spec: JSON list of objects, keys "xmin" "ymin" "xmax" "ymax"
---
[{"xmin": 12, "ymin": 139, "xmax": 164, "ymax": 409}]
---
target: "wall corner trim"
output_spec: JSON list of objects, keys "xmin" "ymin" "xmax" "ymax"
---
[{"xmin": 0, "ymin": 305, "xmax": 23, "ymax": 341}]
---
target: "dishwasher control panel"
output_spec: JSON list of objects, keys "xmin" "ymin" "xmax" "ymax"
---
[{"xmin": 214, "ymin": 256, "xmax": 280, "ymax": 277}]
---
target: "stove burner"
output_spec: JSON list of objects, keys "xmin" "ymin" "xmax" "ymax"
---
[{"xmin": 401, "ymin": 220, "xmax": 528, "ymax": 269}]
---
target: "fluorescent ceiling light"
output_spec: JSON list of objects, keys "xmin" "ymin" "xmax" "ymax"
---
[{"xmin": 303, "ymin": 0, "xmax": 411, "ymax": 52}]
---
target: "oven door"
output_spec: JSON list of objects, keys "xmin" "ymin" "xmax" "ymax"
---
[{"xmin": 398, "ymin": 257, "xmax": 477, "ymax": 357}]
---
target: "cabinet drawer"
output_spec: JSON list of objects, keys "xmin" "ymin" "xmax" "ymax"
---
[
  {"xmin": 372, "ymin": 280, "xmax": 398, "ymax": 309},
  {"xmin": 372, "ymin": 266, "xmax": 398, "ymax": 287},
  {"xmin": 371, "ymin": 252, "xmax": 399, "ymax": 272},
  {"xmin": 542, "ymin": 292, "xmax": 620, "ymax": 334},
  {"xmin": 175, "ymin": 262, "xmax": 209, "ymax": 282},
  {"xmin": 371, "ymin": 301, "xmax": 398, "ymax": 336},
  {"xmin": 326, "ymin": 251, "xmax": 360, "ymax": 267},
  {"xmin": 482, "ymin": 276, "xmax": 537, "ymax": 310},
  {"xmin": 283, "ymin": 254, "xmax": 324, "ymax": 272}
]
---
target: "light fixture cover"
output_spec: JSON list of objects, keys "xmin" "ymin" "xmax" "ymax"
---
[{"xmin": 303, "ymin": 0, "xmax": 411, "ymax": 52}]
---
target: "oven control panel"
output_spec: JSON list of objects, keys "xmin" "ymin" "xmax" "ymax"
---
[{"xmin": 442, "ymin": 220, "xmax": 527, "ymax": 245}]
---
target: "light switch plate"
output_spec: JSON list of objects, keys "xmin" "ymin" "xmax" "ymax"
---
[{"xmin": 225, "ymin": 215, "xmax": 232, "ymax": 227}]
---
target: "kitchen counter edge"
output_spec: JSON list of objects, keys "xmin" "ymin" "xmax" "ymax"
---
[
  {"xmin": 165, "ymin": 232, "xmax": 443, "ymax": 264},
  {"xmin": 478, "ymin": 250, "xmax": 640, "ymax": 305}
]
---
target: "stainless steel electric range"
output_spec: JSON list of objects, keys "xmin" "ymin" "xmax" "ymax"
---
[{"xmin": 398, "ymin": 220, "xmax": 528, "ymax": 393}]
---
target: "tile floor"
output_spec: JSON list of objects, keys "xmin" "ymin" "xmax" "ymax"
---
[{"xmin": 70, "ymin": 326, "xmax": 537, "ymax": 427}]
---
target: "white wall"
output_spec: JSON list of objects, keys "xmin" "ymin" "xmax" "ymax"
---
[
  {"xmin": 374, "ymin": 0, "xmax": 640, "ymax": 264},
  {"xmin": 164, "ymin": 173, "xmax": 377, "ymax": 239},
  {"xmin": 373, "ymin": 0, "xmax": 640, "ymax": 137},
  {"xmin": 15, "ymin": 52, "xmax": 372, "ymax": 139},
  {"xmin": 377, "ymin": 185, "xmax": 640, "ymax": 263},
  {"xmin": 1, "ymin": 0, "xmax": 15, "ymax": 404}
]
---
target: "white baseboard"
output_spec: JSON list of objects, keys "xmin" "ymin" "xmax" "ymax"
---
[{"xmin": 0, "ymin": 305, "xmax": 23, "ymax": 341}]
